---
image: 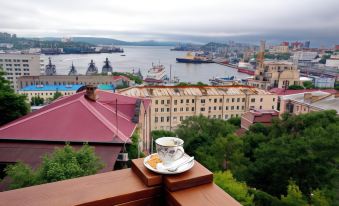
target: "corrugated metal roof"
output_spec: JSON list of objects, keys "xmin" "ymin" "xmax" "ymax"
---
[{"xmin": 119, "ymin": 86, "xmax": 274, "ymax": 97}]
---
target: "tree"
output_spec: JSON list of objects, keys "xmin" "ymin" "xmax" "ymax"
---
[
  {"xmin": 4, "ymin": 144, "xmax": 104, "ymax": 190},
  {"xmin": 288, "ymin": 85, "xmax": 304, "ymax": 90},
  {"xmin": 0, "ymin": 70, "xmax": 30, "ymax": 126},
  {"xmin": 52, "ymin": 91, "xmax": 63, "ymax": 100},
  {"xmin": 311, "ymin": 189, "xmax": 330, "ymax": 206},
  {"xmin": 30, "ymin": 96, "xmax": 44, "ymax": 106},
  {"xmin": 280, "ymin": 182, "xmax": 308, "ymax": 206},
  {"xmin": 303, "ymin": 81, "xmax": 314, "ymax": 89},
  {"xmin": 214, "ymin": 171, "xmax": 254, "ymax": 206}
]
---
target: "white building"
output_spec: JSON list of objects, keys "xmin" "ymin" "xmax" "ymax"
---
[
  {"xmin": 0, "ymin": 53, "xmax": 44, "ymax": 92},
  {"xmin": 310, "ymin": 76, "xmax": 335, "ymax": 88},
  {"xmin": 326, "ymin": 55, "xmax": 339, "ymax": 69},
  {"xmin": 292, "ymin": 51, "xmax": 318, "ymax": 66}
]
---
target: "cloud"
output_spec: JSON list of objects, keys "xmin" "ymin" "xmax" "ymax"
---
[{"xmin": 0, "ymin": 0, "xmax": 338, "ymax": 46}]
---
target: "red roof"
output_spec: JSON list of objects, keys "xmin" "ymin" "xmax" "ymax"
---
[
  {"xmin": 113, "ymin": 75, "xmax": 130, "ymax": 81},
  {"xmin": 0, "ymin": 90, "xmax": 150, "ymax": 144},
  {"xmin": 269, "ymin": 88, "xmax": 338, "ymax": 96}
]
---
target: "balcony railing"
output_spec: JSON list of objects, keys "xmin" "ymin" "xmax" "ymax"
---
[{"xmin": 0, "ymin": 158, "xmax": 241, "ymax": 206}]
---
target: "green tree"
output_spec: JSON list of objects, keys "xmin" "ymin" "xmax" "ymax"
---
[
  {"xmin": 311, "ymin": 189, "xmax": 330, "ymax": 206},
  {"xmin": 30, "ymin": 96, "xmax": 44, "ymax": 106},
  {"xmin": 288, "ymin": 85, "xmax": 304, "ymax": 90},
  {"xmin": 214, "ymin": 171, "xmax": 254, "ymax": 206},
  {"xmin": 0, "ymin": 69, "xmax": 30, "ymax": 126},
  {"xmin": 5, "ymin": 144, "xmax": 104, "ymax": 190},
  {"xmin": 303, "ymin": 81, "xmax": 314, "ymax": 89},
  {"xmin": 280, "ymin": 182, "xmax": 308, "ymax": 206},
  {"xmin": 52, "ymin": 91, "xmax": 63, "ymax": 100},
  {"xmin": 127, "ymin": 130, "xmax": 145, "ymax": 160}
]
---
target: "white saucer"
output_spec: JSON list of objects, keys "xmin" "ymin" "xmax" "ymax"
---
[{"xmin": 144, "ymin": 153, "xmax": 194, "ymax": 175}]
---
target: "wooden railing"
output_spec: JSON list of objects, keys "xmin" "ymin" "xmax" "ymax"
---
[{"xmin": 0, "ymin": 159, "xmax": 241, "ymax": 206}]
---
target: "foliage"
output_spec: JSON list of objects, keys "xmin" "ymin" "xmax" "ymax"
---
[
  {"xmin": 52, "ymin": 91, "xmax": 63, "ymax": 100},
  {"xmin": 319, "ymin": 54, "xmax": 331, "ymax": 64},
  {"xmin": 311, "ymin": 189, "xmax": 331, "ymax": 206},
  {"xmin": 238, "ymin": 110, "xmax": 339, "ymax": 198},
  {"xmin": 249, "ymin": 189, "xmax": 288, "ymax": 206},
  {"xmin": 214, "ymin": 171, "xmax": 254, "ymax": 206},
  {"xmin": 128, "ymin": 130, "xmax": 145, "ymax": 160},
  {"xmin": 303, "ymin": 81, "xmax": 314, "ymax": 89},
  {"xmin": 288, "ymin": 85, "xmax": 304, "ymax": 90},
  {"xmin": 5, "ymin": 144, "xmax": 104, "ymax": 190},
  {"xmin": 176, "ymin": 81, "xmax": 208, "ymax": 86},
  {"xmin": 115, "ymin": 81, "xmax": 129, "ymax": 90},
  {"xmin": 112, "ymin": 72, "xmax": 143, "ymax": 84},
  {"xmin": 263, "ymin": 53, "xmax": 292, "ymax": 60},
  {"xmin": 0, "ymin": 70, "xmax": 30, "ymax": 126},
  {"xmin": 280, "ymin": 182, "xmax": 308, "ymax": 206},
  {"xmin": 30, "ymin": 96, "xmax": 44, "ymax": 106},
  {"xmin": 227, "ymin": 117, "xmax": 241, "ymax": 128}
]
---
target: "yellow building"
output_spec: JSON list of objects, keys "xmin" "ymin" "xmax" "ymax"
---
[
  {"xmin": 119, "ymin": 85, "xmax": 277, "ymax": 131},
  {"xmin": 248, "ymin": 61, "xmax": 300, "ymax": 90}
]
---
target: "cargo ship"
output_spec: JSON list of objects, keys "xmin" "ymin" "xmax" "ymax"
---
[
  {"xmin": 237, "ymin": 62, "xmax": 255, "ymax": 75},
  {"xmin": 176, "ymin": 52, "xmax": 213, "ymax": 64}
]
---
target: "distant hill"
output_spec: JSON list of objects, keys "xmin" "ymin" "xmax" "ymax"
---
[{"xmin": 38, "ymin": 37, "xmax": 178, "ymax": 46}]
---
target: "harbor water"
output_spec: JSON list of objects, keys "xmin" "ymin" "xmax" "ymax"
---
[{"xmin": 43, "ymin": 46, "xmax": 249, "ymax": 83}]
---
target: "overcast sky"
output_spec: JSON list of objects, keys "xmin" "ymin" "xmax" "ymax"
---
[{"xmin": 1, "ymin": 0, "xmax": 338, "ymax": 46}]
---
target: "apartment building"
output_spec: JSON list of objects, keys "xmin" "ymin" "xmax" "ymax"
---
[
  {"xmin": 280, "ymin": 91, "xmax": 339, "ymax": 115},
  {"xmin": 119, "ymin": 85, "xmax": 277, "ymax": 131},
  {"xmin": 247, "ymin": 61, "xmax": 300, "ymax": 90},
  {"xmin": 17, "ymin": 75, "xmax": 131, "ymax": 90},
  {"xmin": 0, "ymin": 53, "xmax": 44, "ymax": 91},
  {"xmin": 269, "ymin": 45, "xmax": 289, "ymax": 54}
]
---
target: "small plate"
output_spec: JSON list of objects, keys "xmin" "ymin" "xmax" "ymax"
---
[{"xmin": 144, "ymin": 153, "xmax": 194, "ymax": 175}]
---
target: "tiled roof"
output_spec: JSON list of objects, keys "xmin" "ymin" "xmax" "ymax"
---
[
  {"xmin": 269, "ymin": 88, "xmax": 338, "ymax": 96},
  {"xmin": 0, "ymin": 91, "xmax": 151, "ymax": 144},
  {"xmin": 21, "ymin": 84, "xmax": 115, "ymax": 91},
  {"xmin": 119, "ymin": 85, "xmax": 274, "ymax": 97}
]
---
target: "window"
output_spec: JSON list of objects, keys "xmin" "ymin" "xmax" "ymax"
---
[
  {"xmin": 273, "ymin": 98, "xmax": 275, "ymax": 102},
  {"xmin": 260, "ymin": 98, "xmax": 263, "ymax": 102},
  {"xmin": 237, "ymin": 98, "xmax": 240, "ymax": 102},
  {"xmin": 213, "ymin": 115, "xmax": 216, "ymax": 118},
  {"xmin": 155, "ymin": 100, "xmax": 158, "ymax": 104},
  {"xmin": 225, "ymin": 115, "xmax": 228, "ymax": 119},
  {"xmin": 201, "ymin": 107, "xmax": 205, "ymax": 111},
  {"xmin": 192, "ymin": 107, "xmax": 195, "ymax": 111},
  {"xmin": 232, "ymin": 98, "xmax": 235, "ymax": 102},
  {"xmin": 192, "ymin": 99, "xmax": 195, "ymax": 103},
  {"xmin": 219, "ymin": 106, "xmax": 222, "ymax": 110},
  {"xmin": 214, "ymin": 99, "xmax": 217, "ymax": 103},
  {"xmin": 155, "ymin": 117, "xmax": 158, "ymax": 122},
  {"xmin": 180, "ymin": 107, "xmax": 183, "ymax": 111},
  {"xmin": 226, "ymin": 106, "xmax": 228, "ymax": 110},
  {"xmin": 219, "ymin": 98, "xmax": 222, "ymax": 103},
  {"xmin": 272, "ymin": 105, "xmax": 275, "ymax": 109},
  {"xmin": 173, "ymin": 117, "xmax": 177, "ymax": 121},
  {"xmin": 209, "ymin": 107, "xmax": 211, "ymax": 111},
  {"xmin": 201, "ymin": 99, "xmax": 205, "ymax": 103},
  {"xmin": 161, "ymin": 100, "xmax": 164, "ymax": 104},
  {"xmin": 167, "ymin": 100, "xmax": 170, "ymax": 104},
  {"xmin": 260, "ymin": 106, "xmax": 262, "ymax": 109},
  {"xmin": 186, "ymin": 99, "xmax": 189, "ymax": 103},
  {"xmin": 242, "ymin": 106, "xmax": 245, "ymax": 110},
  {"xmin": 226, "ymin": 98, "xmax": 229, "ymax": 103},
  {"xmin": 231, "ymin": 106, "xmax": 234, "ymax": 110},
  {"xmin": 214, "ymin": 106, "xmax": 216, "ymax": 110},
  {"xmin": 186, "ymin": 107, "xmax": 189, "ymax": 111},
  {"xmin": 167, "ymin": 116, "xmax": 170, "ymax": 122},
  {"xmin": 180, "ymin": 99, "xmax": 183, "ymax": 104},
  {"xmin": 242, "ymin": 98, "xmax": 245, "ymax": 102},
  {"xmin": 174, "ymin": 108, "xmax": 177, "ymax": 112},
  {"xmin": 161, "ymin": 108, "xmax": 164, "ymax": 112},
  {"xmin": 174, "ymin": 100, "xmax": 177, "ymax": 105},
  {"xmin": 251, "ymin": 98, "xmax": 255, "ymax": 103},
  {"xmin": 161, "ymin": 117, "xmax": 164, "ymax": 122},
  {"xmin": 236, "ymin": 106, "xmax": 239, "ymax": 110},
  {"xmin": 155, "ymin": 108, "xmax": 158, "ymax": 112},
  {"xmin": 218, "ymin": 115, "xmax": 221, "ymax": 119},
  {"xmin": 167, "ymin": 108, "xmax": 170, "ymax": 112},
  {"xmin": 180, "ymin": 116, "xmax": 183, "ymax": 121}
]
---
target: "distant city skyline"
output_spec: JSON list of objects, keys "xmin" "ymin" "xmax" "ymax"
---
[{"xmin": 1, "ymin": 0, "xmax": 339, "ymax": 47}]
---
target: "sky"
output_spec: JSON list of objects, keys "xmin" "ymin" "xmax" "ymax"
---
[{"xmin": 1, "ymin": 0, "xmax": 339, "ymax": 46}]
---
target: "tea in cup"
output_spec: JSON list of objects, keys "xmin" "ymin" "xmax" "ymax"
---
[{"xmin": 155, "ymin": 137, "xmax": 185, "ymax": 166}]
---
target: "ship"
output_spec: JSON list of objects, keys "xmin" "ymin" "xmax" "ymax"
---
[
  {"xmin": 101, "ymin": 58, "xmax": 113, "ymax": 74},
  {"xmin": 176, "ymin": 52, "xmax": 213, "ymax": 64},
  {"xmin": 209, "ymin": 76, "xmax": 240, "ymax": 86},
  {"xmin": 86, "ymin": 60, "xmax": 98, "ymax": 75},
  {"xmin": 68, "ymin": 62, "xmax": 78, "ymax": 76},
  {"xmin": 237, "ymin": 62, "xmax": 255, "ymax": 75},
  {"xmin": 144, "ymin": 64, "xmax": 167, "ymax": 84},
  {"xmin": 45, "ymin": 57, "xmax": 57, "ymax": 75}
]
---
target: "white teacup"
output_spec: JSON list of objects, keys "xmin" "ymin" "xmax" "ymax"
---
[{"xmin": 155, "ymin": 137, "xmax": 185, "ymax": 166}]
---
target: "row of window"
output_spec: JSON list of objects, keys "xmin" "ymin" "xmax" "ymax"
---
[
  {"xmin": 29, "ymin": 92, "xmax": 74, "ymax": 96},
  {"xmin": 154, "ymin": 104, "xmax": 275, "ymax": 112},
  {"xmin": 0, "ymin": 59, "xmax": 28, "ymax": 62},
  {"xmin": 154, "ymin": 113, "xmax": 242, "ymax": 123},
  {"xmin": 154, "ymin": 97, "xmax": 275, "ymax": 105}
]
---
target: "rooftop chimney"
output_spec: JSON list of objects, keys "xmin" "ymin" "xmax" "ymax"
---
[{"xmin": 85, "ymin": 85, "xmax": 98, "ymax": 101}]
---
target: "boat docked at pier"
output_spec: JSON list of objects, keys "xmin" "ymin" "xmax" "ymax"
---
[
  {"xmin": 237, "ymin": 62, "xmax": 255, "ymax": 75},
  {"xmin": 144, "ymin": 64, "xmax": 168, "ymax": 84},
  {"xmin": 176, "ymin": 52, "xmax": 213, "ymax": 64}
]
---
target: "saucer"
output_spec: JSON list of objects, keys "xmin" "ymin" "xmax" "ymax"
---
[{"xmin": 144, "ymin": 153, "xmax": 194, "ymax": 175}]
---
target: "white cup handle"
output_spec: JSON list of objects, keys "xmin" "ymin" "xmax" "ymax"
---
[{"xmin": 177, "ymin": 146, "xmax": 185, "ymax": 160}]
